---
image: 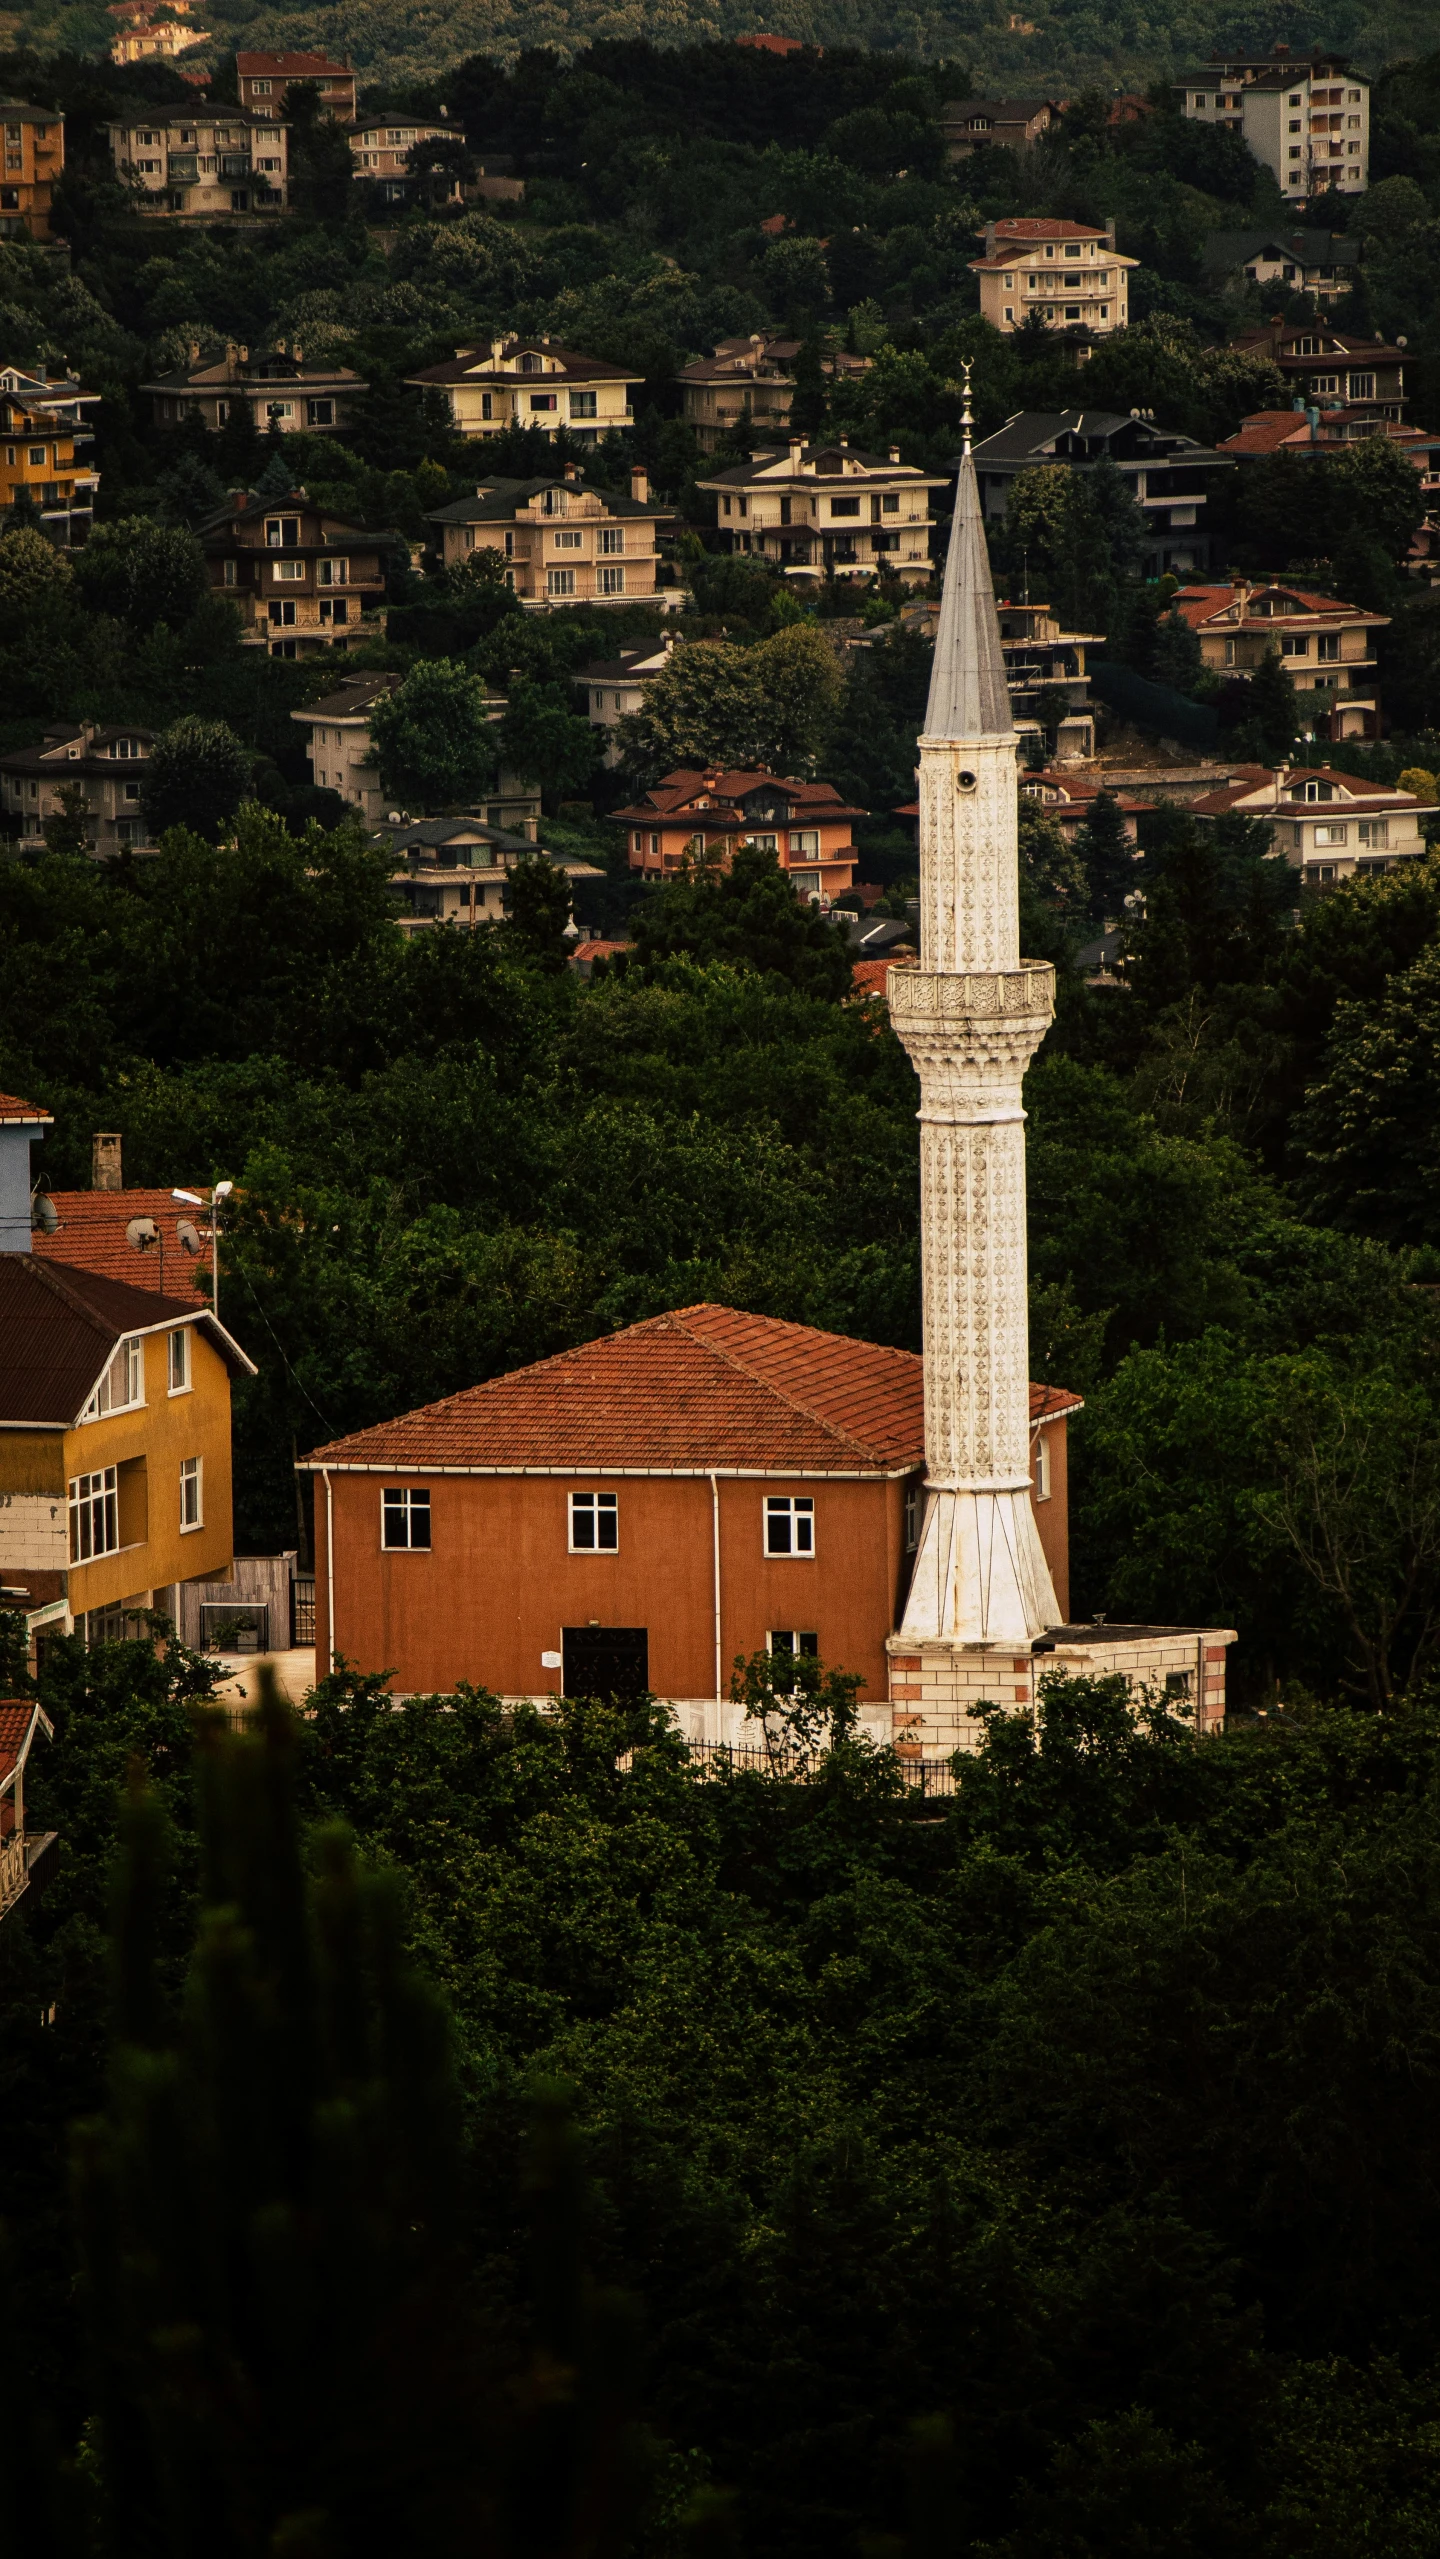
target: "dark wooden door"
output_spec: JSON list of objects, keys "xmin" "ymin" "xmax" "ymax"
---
[{"xmin": 562, "ymin": 1626, "xmax": 649, "ymax": 1699}]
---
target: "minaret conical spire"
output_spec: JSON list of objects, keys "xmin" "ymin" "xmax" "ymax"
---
[{"xmin": 923, "ymin": 452, "xmax": 1013, "ymax": 743}]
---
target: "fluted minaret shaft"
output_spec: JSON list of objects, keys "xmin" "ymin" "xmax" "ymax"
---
[{"xmin": 888, "ymin": 447, "xmax": 1059, "ymax": 1647}]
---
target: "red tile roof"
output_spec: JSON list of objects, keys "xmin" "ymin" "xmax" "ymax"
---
[
  {"xmin": 30, "ymin": 1190, "xmax": 212, "ymax": 1300},
  {"xmin": 1174, "ymin": 581, "xmax": 1371, "ymax": 628},
  {"xmin": 236, "ymin": 49, "xmax": 352, "ymax": 73},
  {"xmin": 614, "ymin": 768, "xmax": 867, "ymax": 825},
  {"xmin": 850, "ymin": 955, "xmax": 919, "ymax": 1001},
  {"xmin": 0, "ymin": 1093, "xmax": 51, "ymax": 1123},
  {"xmin": 990, "ymin": 217, "xmax": 1109, "ymax": 239},
  {"xmin": 300, "ymin": 1305, "xmax": 1080, "ymax": 1476}
]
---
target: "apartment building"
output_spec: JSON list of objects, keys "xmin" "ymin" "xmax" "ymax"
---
[
  {"xmin": 1174, "ymin": 578, "xmax": 1388, "ymax": 741},
  {"xmin": 1177, "ymin": 48, "xmax": 1368, "ymax": 197},
  {"xmin": 699, "ymin": 439, "xmax": 940, "ymax": 585},
  {"xmin": 970, "ymin": 410, "xmax": 1234, "ymax": 577},
  {"xmin": 0, "ymin": 723, "xmax": 155, "ymax": 853},
  {"xmin": 425, "ymin": 467, "xmax": 670, "ymax": 606},
  {"xmin": 200, "ymin": 488, "xmax": 386, "ymax": 656},
  {"xmin": 899, "ymin": 592, "xmax": 1102, "ymax": 759},
  {"xmin": 141, "ymin": 340, "xmax": 365, "ymax": 435},
  {"xmin": 1199, "ymin": 226, "xmax": 1359, "ymax": 302},
  {"xmin": 407, "ymin": 336, "xmax": 640, "ymax": 447},
  {"xmin": 1, "ymin": 384, "xmax": 98, "ymax": 544},
  {"xmin": 941, "ymin": 97, "xmax": 1060, "ymax": 159},
  {"xmin": 679, "ymin": 334, "xmax": 870, "ymax": 452},
  {"xmin": 577, "ymin": 636, "xmax": 676, "ymax": 763},
  {"xmin": 385, "ymin": 816, "xmax": 599, "ymax": 933},
  {"xmin": 969, "ymin": 217, "xmax": 1137, "ymax": 340},
  {"xmin": 613, "ymin": 766, "xmax": 866, "ymax": 903},
  {"xmin": 0, "ymin": 99, "xmax": 63, "ymax": 241},
  {"xmin": 1230, "ymin": 322, "xmax": 1405, "ymax": 416},
  {"xmin": 109, "ymin": 2, "xmax": 210, "ymax": 66},
  {"xmin": 1191, "ymin": 764, "xmax": 1425, "ymax": 883},
  {"xmin": 292, "ymin": 672, "xmax": 541, "ymax": 833},
  {"xmin": 108, "ymin": 107, "xmax": 288, "ymax": 218},
  {"xmin": 237, "ymin": 49, "xmax": 356, "ymax": 120},
  {"xmin": 349, "ymin": 115, "xmax": 456, "ymax": 202}
]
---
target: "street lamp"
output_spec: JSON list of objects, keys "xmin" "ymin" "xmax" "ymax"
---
[{"xmin": 173, "ymin": 1180, "xmax": 234, "ymax": 1323}]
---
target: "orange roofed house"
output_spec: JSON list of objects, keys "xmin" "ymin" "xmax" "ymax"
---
[
  {"xmin": 297, "ymin": 1306, "xmax": 1084, "ymax": 1742},
  {"xmin": 613, "ymin": 767, "xmax": 865, "ymax": 902}
]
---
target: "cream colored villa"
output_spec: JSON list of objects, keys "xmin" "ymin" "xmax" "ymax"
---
[
  {"xmin": 969, "ymin": 217, "xmax": 1137, "ymax": 338},
  {"xmin": 406, "ymin": 336, "xmax": 640, "ymax": 447},
  {"xmin": 1192, "ymin": 764, "xmax": 1426, "ymax": 886},
  {"xmin": 699, "ymin": 439, "xmax": 942, "ymax": 584},
  {"xmin": 424, "ymin": 468, "xmax": 671, "ymax": 607}
]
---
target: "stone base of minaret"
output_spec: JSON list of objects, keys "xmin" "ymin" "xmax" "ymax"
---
[
  {"xmin": 887, "ymin": 1622, "xmax": 1238, "ymax": 1758},
  {"xmin": 898, "ymin": 1485, "xmax": 1059, "ymax": 1651}
]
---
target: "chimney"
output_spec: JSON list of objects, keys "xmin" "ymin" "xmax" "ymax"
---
[
  {"xmin": 629, "ymin": 464, "xmax": 649, "ymax": 505},
  {"xmin": 789, "ymin": 437, "xmax": 804, "ymax": 464},
  {"xmin": 889, "ymin": 444, "xmax": 901, "ymax": 463},
  {"xmin": 490, "ymin": 335, "xmax": 506, "ymax": 363},
  {"xmin": 1105, "ymin": 216, "xmax": 1116, "ymax": 246},
  {"xmin": 92, "ymin": 1133, "xmax": 123, "ymax": 1191}
]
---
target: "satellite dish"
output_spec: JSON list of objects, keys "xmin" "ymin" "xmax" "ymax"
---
[
  {"xmin": 31, "ymin": 1193, "xmax": 58, "ymax": 1236},
  {"xmin": 126, "ymin": 1217, "xmax": 159, "ymax": 1250},
  {"xmin": 176, "ymin": 1219, "xmax": 203, "ymax": 1257}
]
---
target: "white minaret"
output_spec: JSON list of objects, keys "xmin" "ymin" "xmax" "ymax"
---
[{"xmin": 888, "ymin": 377, "xmax": 1060, "ymax": 1648}]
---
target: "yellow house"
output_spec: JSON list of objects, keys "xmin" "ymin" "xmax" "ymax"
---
[
  {"xmin": 0, "ymin": 1253, "xmax": 256, "ymax": 1645},
  {"xmin": 0, "ymin": 99, "xmax": 64, "ymax": 241}
]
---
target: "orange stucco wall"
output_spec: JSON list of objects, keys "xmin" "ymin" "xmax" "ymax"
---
[
  {"xmin": 1032, "ymin": 1417, "xmax": 1071, "ymax": 1620},
  {"xmin": 315, "ymin": 1451, "xmax": 1071, "ymax": 1702},
  {"xmin": 316, "ymin": 1470, "xmax": 916, "ymax": 1703}
]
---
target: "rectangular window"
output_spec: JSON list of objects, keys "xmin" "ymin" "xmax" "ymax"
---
[
  {"xmin": 28, "ymin": 444, "xmax": 45, "ymax": 465},
  {"xmin": 598, "ymin": 565, "xmax": 625, "ymax": 595},
  {"xmin": 529, "ymin": 392, "xmax": 558, "ymax": 411},
  {"xmin": 381, "ymin": 1486, "xmax": 431, "ymax": 1549},
  {"xmin": 1358, "ymin": 820, "xmax": 1388, "ymax": 847},
  {"xmin": 82, "ymin": 1334, "xmax": 144, "ymax": 1421},
  {"xmin": 1280, "ymin": 635, "xmax": 1309, "ymax": 656},
  {"xmin": 904, "ymin": 1481, "xmax": 922, "ymax": 1552},
  {"xmin": 481, "ymin": 391, "xmax": 493, "ymax": 419},
  {"xmin": 830, "ymin": 497, "xmax": 861, "ymax": 518},
  {"xmin": 307, "ymin": 398, "xmax": 334, "ymax": 427},
  {"xmin": 69, "ymin": 1465, "xmax": 118, "ymax": 1561},
  {"xmin": 179, "ymin": 1455, "xmax": 203, "ymax": 1531},
  {"xmin": 547, "ymin": 568, "xmax": 576, "ymax": 596},
  {"xmin": 224, "ymin": 558, "xmax": 237, "ymax": 586},
  {"xmin": 570, "ymin": 389, "xmax": 597, "ymax": 418},
  {"xmin": 168, "ymin": 1327, "xmax": 190, "ymax": 1392},
  {"xmin": 569, "ymin": 1490, "xmax": 618, "ymax": 1551},
  {"xmin": 881, "ymin": 492, "xmax": 899, "ymax": 513},
  {"xmin": 765, "ymin": 1495, "xmax": 814, "ymax": 1557},
  {"xmin": 1313, "ymin": 823, "xmax": 1348, "ymax": 845},
  {"xmin": 273, "ymin": 558, "xmax": 305, "ymax": 582},
  {"xmin": 317, "ymin": 557, "xmax": 348, "ymax": 585},
  {"xmin": 599, "ymin": 525, "xmax": 623, "ymax": 553},
  {"xmin": 789, "ymin": 829, "xmax": 819, "ymax": 854},
  {"xmin": 269, "ymin": 600, "xmax": 297, "ymax": 626},
  {"xmin": 1347, "ymin": 371, "xmax": 1375, "ymax": 399},
  {"xmin": 1317, "ymin": 632, "xmax": 1341, "ymax": 661},
  {"xmin": 1033, "ymin": 1433, "xmax": 1051, "ymax": 1501},
  {"xmin": 552, "ymin": 529, "xmax": 583, "ymax": 549},
  {"xmin": 768, "ymin": 1630, "xmax": 818, "ymax": 1660}
]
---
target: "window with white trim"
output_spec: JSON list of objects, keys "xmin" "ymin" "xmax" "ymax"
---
[
  {"xmin": 599, "ymin": 525, "xmax": 623, "ymax": 553},
  {"xmin": 381, "ymin": 1486, "xmax": 431, "ymax": 1549},
  {"xmin": 547, "ymin": 568, "xmax": 576, "ymax": 596},
  {"xmin": 168, "ymin": 1327, "xmax": 191, "ymax": 1393},
  {"xmin": 69, "ymin": 1465, "xmax": 118, "ymax": 1561},
  {"xmin": 768, "ymin": 1630, "xmax": 818, "ymax": 1660},
  {"xmin": 180, "ymin": 1455, "xmax": 203, "ymax": 1530},
  {"xmin": 317, "ymin": 557, "xmax": 348, "ymax": 585},
  {"xmin": 1314, "ymin": 823, "xmax": 1348, "ymax": 846},
  {"xmin": 598, "ymin": 565, "xmax": 625, "ymax": 595},
  {"xmin": 904, "ymin": 1480, "xmax": 923, "ymax": 1551},
  {"xmin": 569, "ymin": 1491, "xmax": 618, "ymax": 1551},
  {"xmin": 81, "ymin": 1334, "xmax": 144, "ymax": 1421},
  {"xmin": 764, "ymin": 1495, "xmax": 814, "ymax": 1556},
  {"xmin": 273, "ymin": 558, "xmax": 305, "ymax": 582},
  {"xmin": 1033, "ymin": 1432, "xmax": 1051, "ymax": 1501}
]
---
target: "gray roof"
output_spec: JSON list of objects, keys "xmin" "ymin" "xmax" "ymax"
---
[
  {"xmin": 426, "ymin": 477, "xmax": 670, "ymax": 526},
  {"xmin": 0, "ymin": 1256, "xmax": 253, "ymax": 1426},
  {"xmin": 971, "ymin": 410, "xmax": 1229, "ymax": 468},
  {"xmin": 701, "ymin": 441, "xmax": 936, "ymax": 487},
  {"xmin": 1201, "ymin": 228, "xmax": 1359, "ymax": 271},
  {"xmin": 924, "ymin": 454, "xmax": 1013, "ymax": 743}
]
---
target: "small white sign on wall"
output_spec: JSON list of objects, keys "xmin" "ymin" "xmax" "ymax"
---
[{"xmin": 540, "ymin": 1649, "xmax": 562, "ymax": 1669}]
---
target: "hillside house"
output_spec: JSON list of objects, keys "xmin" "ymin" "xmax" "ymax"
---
[
  {"xmin": 348, "ymin": 116, "xmax": 457, "ymax": 201},
  {"xmin": 0, "ymin": 1701, "xmax": 55, "ymax": 1924},
  {"xmin": 969, "ymin": 217, "xmax": 1137, "ymax": 341},
  {"xmin": 1200, "ymin": 227, "xmax": 1359, "ymax": 301},
  {"xmin": 199, "ymin": 486, "xmax": 387, "ymax": 656},
  {"xmin": 384, "ymin": 815, "xmax": 600, "ymax": 933},
  {"xmin": 237, "ymin": 49, "xmax": 355, "ymax": 119},
  {"xmin": 424, "ymin": 468, "xmax": 670, "ymax": 605},
  {"xmin": 141, "ymin": 341, "xmax": 366, "ymax": 435},
  {"xmin": 941, "ymin": 98, "xmax": 1060, "ymax": 159},
  {"xmin": 1177, "ymin": 48, "xmax": 1367, "ymax": 197},
  {"xmin": 679, "ymin": 334, "xmax": 870, "ymax": 452},
  {"xmin": 699, "ymin": 439, "xmax": 941, "ymax": 584},
  {"xmin": 290, "ymin": 672, "xmax": 541, "ymax": 832},
  {"xmin": 1173, "ymin": 578, "xmax": 1387, "ymax": 740},
  {"xmin": 295, "ymin": 1305, "xmax": 1082, "ymax": 1729},
  {"xmin": 1230, "ymin": 324, "xmax": 1404, "ymax": 414},
  {"xmin": 109, "ymin": 107, "xmax": 289, "ymax": 218},
  {"xmin": 0, "ymin": 98, "xmax": 63, "ymax": 240},
  {"xmin": 0, "ymin": 1097, "xmax": 256, "ymax": 1646},
  {"xmin": 0, "ymin": 722, "xmax": 155, "ymax": 853},
  {"xmin": 1191, "ymin": 764, "xmax": 1427, "ymax": 884},
  {"xmin": 1019, "ymin": 770, "xmax": 1144, "ymax": 843},
  {"xmin": 0, "ymin": 383, "xmax": 97, "ymax": 543},
  {"xmin": 407, "ymin": 337, "xmax": 640, "ymax": 447},
  {"xmin": 969, "ymin": 410, "xmax": 1234, "ymax": 577},
  {"xmin": 613, "ymin": 767, "xmax": 865, "ymax": 903},
  {"xmin": 576, "ymin": 636, "xmax": 676, "ymax": 763}
]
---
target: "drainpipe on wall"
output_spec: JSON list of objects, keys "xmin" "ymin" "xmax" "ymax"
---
[
  {"xmin": 322, "ymin": 1468, "xmax": 335, "ymax": 1676},
  {"xmin": 710, "ymin": 1471, "xmax": 722, "ymax": 1709}
]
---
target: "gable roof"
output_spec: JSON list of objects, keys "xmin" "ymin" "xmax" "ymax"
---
[
  {"xmin": 0, "ymin": 1256, "xmax": 255, "ymax": 1426},
  {"xmin": 1173, "ymin": 580, "xmax": 1383, "ymax": 627},
  {"xmin": 30, "ymin": 1191, "xmax": 213, "ymax": 1301},
  {"xmin": 1200, "ymin": 228, "xmax": 1359, "ymax": 271},
  {"xmin": 236, "ymin": 49, "xmax": 352, "ymax": 74},
  {"xmin": 425, "ymin": 477, "xmax": 668, "ymax": 526},
  {"xmin": 298, "ymin": 1304, "xmax": 1080, "ymax": 1476},
  {"xmin": 611, "ymin": 768, "xmax": 867, "ymax": 825},
  {"xmin": 407, "ymin": 343, "xmax": 637, "ymax": 387},
  {"xmin": 0, "ymin": 1093, "xmax": 52, "ymax": 1125}
]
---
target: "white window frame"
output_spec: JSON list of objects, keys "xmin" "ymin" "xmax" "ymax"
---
[
  {"xmin": 1033, "ymin": 1432, "xmax": 1051, "ymax": 1501},
  {"xmin": 547, "ymin": 568, "xmax": 576, "ymax": 596},
  {"xmin": 381, "ymin": 1485, "xmax": 431, "ymax": 1550},
  {"xmin": 317, "ymin": 557, "xmax": 348, "ymax": 585},
  {"xmin": 69, "ymin": 1465, "xmax": 118, "ymax": 1561},
  {"xmin": 81, "ymin": 1334, "xmax": 144, "ymax": 1423},
  {"xmin": 168, "ymin": 1327, "xmax": 191, "ymax": 1394},
  {"xmin": 180, "ymin": 1455, "xmax": 203, "ymax": 1531},
  {"xmin": 767, "ymin": 1630, "xmax": 818, "ymax": 1660},
  {"xmin": 904, "ymin": 1480, "xmax": 923, "ymax": 1552},
  {"xmin": 598, "ymin": 525, "xmax": 623, "ymax": 554},
  {"xmin": 569, "ymin": 1490, "xmax": 618, "ymax": 1552},
  {"xmin": 764, "ymin": 1495, "xmax": 814, "ymax": 1557},
  {"xmin": 598, "ymin": 565, "xmax": 625, "ymax": 595}
]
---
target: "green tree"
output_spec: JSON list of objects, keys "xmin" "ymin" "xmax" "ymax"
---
[
  {"xmin": 1073, "ymin": 789, "xmax": 1134, "ymax": 926},
  {"xmin": 42, "ymin": 780, "xmax": 92, "ymax": 859},
  {"xmin": 632, "ymin": 839, "xmax": 853, "ymax": 998},
  {"xmin": 141, "ymin": 717, "xmax": 252, "ymax": 842},
  {"xmin": 1152, "ymin": 606, "xmax": 1204, "ymax": 694},
  {"xmin": 1243, "ymin": 646, "xmax": 1300, "ymax": 761},
  {"xmin": 504, "ymin": 852, "xmax": 573, "ymax": 972},
  {"xmin": 498, "ymin": 681, "xmax": 599, "ymax": 801},
  {"xmin": 1019, "ymin": 794, "xmax": 1086, "ymax": 910},
  {"xmin": 72, "ymin": 516, "xmax": 208, "ymax": 635},
  {"xmin": 761, "ymin": 234, "xmax": 831, "ymax": 329},
  {"xmin": 367, "ymin": 659, "xmax": 500, "ymax": 813},
  {"xmin": 618, "ymin": 627, "xmax": 842, "ymax": 782},
  {"xmin": 731, "ymin": 1642, "xmax": 865, "ymax": 1770},
  {"xmin": 0, "ymin": 525, "xmax": 74, "ymax": 608}
]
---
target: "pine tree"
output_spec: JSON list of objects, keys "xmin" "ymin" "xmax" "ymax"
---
[
  {"xmin": 1244, "ymin": 645, "xmax": 1300, "ymax": 762},
  {"xmin": 1151, "ymin": 606, "xmax": 1204, "ymax": 696},
  {"xmin": 1073, "ymin": 789, "xmax": 1134, "ymax": 927}
]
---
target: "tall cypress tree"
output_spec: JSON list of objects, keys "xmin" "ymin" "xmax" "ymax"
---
[{"xmin": 1074, "ymin": 789, "xmax": 1135, "ymax": 928}]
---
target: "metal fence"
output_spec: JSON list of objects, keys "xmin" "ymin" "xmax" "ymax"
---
[
  {"xmin": 678, "ymin": 1738, "xmax": 959, "ymax": 1794},
  {"xmin": 291, "ymin": 1577, "xmax": 316, "ymax": 1646}
]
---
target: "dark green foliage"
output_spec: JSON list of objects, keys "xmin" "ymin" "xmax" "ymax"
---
[
  {"xmin": 631, "ymin": 842, "xmax": 854, "ymax": 1000},
  {"xmin": 1072, "ymin": 788, "xmax": 1133, "ymax": 927},
  {"xmin": 141, "ymin": 717, "xmax": 253, "ymax": 842},
  {"xmin": 505, "ymin": 852, "xmax": 574, "ymax": 971},
  {"xmin": 367, "ymin": 658, "xmax": 500, "ymax": 812},
  {"xmin": 71, "ymin": 517, "xmax": 209, "ymax": 637}
]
